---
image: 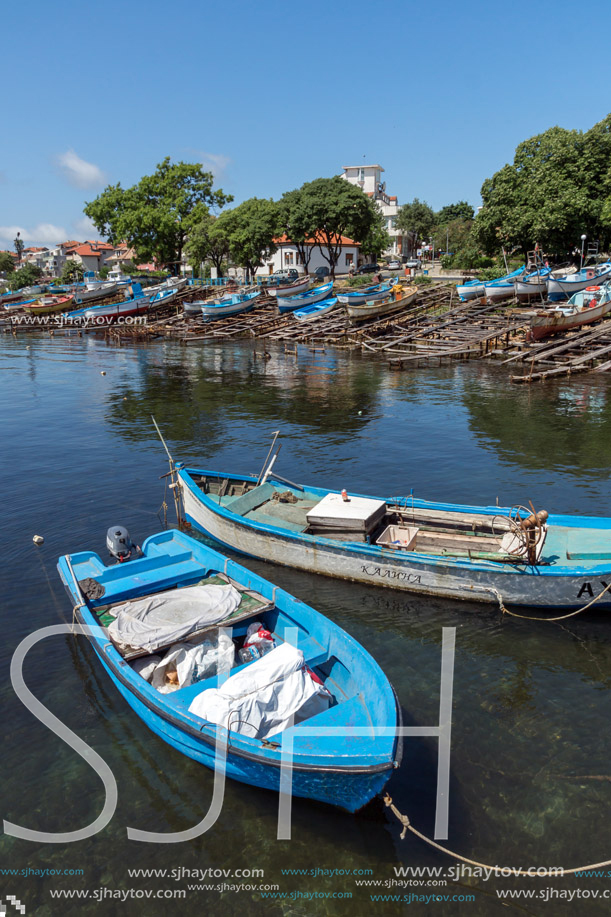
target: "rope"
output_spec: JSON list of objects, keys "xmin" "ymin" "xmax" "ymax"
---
[
  {"xmin": 383, "ymin": 794, "xmax": 611, "ymax": 877},
  {"xmin": 468, "ymin": 581, "xmax": 611, "ymax": 622},
  {"xmin": 71, "ymin": 601, "xmax": 86, "ymax": 634}
]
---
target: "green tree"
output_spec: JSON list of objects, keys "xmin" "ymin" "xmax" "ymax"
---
[
  {"xmin": 84, "ymin": 158, "xmax": 232, "ymax": 274},
  {"xmin": 360, "ymin": 204, "xmax": 392, "ymax": 261},
  {"xmin": 396, "ymin": 198, "xmax": 436, "ymax": 253},
  {"xmin": 61, "ymin": 259, "xmax": 85, "ymax": 283},
  {"xmin": 279, "ymin": 177, "xmax": 375, "ymax": 277},
  {"xmin": 216, "ymin": 198, "xmax": 282, "ymax": 280},
  {"xmin": 14, "ymin": 232, "xmax": 24, "ymax": 262},
  {"xmin": 8, "ymin": 264, "xmax": 43, "ymax": 291},
  {"xmin": 436, "ymin": 201, "xmax": 474, "ymax": 224},
  {"xmin": 0, "ymin": 252, "xmax": 15, "ymax": 274},
  {"xmin": 433, "ymin": 218, "xmax": 474, "ymax": 255},
  {"xmin": 277, "ymin": 188, "xmax": 316, "ymax": 273},
  {"xmin": 185, "ymin": 208, "xmax": 231, "ymax": 277}
]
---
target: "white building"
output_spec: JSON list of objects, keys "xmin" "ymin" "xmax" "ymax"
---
[
  {"xmin": 341, "ymin": 164, "xmax": 404, "ymax": 258},
  {"xmin": 255, "ymin": 234, "xmax": 361, "ymax": 277}
]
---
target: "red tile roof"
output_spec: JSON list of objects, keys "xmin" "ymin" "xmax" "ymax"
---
[{"xmin": 274, "ymin": 233, "xmax": 360, "ymax": 247}]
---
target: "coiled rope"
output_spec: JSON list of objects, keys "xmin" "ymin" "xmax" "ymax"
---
[{"xmin": 383, "ymin": 794, "xmax": 611, "ymax": 877}]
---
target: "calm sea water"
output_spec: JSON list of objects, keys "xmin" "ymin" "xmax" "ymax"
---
[{"xmin": 2, "ymin": 332, "xmax": 611, "ymax": 916}]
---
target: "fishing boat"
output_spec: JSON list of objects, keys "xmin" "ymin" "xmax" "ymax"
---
[
  {"xmin": 23, "ymin": 294, "xmax": 74, "ymax": 314},
  {"xmin": 293, "ymin": 297, "xmax": 338, "ymax": 321},
  {"xmin": 268, "ymin": 276, "xmax": 310, "ymax": 298},
  {"xmin": 456, "ymin": 266, "xmax": 524, "ymax": 303},
  {"xmin": 346, "ymin": 285, "xmax": 418, "ymax": 323},
  {"xmin": 176, "ymin": 463, "xmax": 611, "ymax": 609},
  {"xmin": 277, "ymin": 281, "xmax": 333, "ymax": 314},
  {"xmin": 198, "ymin": 290, "xmax": 261, "ymax": 322},
  {"xmin": 527, "ymin": 283, "xmax": 611, "ymax": 341},
  {"xmin": 547, "ymin": 263, "xmax": 611, "ymax": 302},
  {"xmin": 337, "ymin": 284, "xmax": 391, "ymax": 306},
  {"xmin": 65, "ymin": 285, "xmax": 152, "ymax": 323},
  {"xmin": 513, "ymin": 267, "xmax": 551, "ymax": 302},
  {"xmin": 73, "ymin": 283, "xmax": 120, "ymax": 305},
  {"xmin": 57, "ymin": 528, "xmax": 402, "ymax": 812}
]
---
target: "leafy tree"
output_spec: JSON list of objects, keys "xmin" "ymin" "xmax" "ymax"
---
[
  {"xmin": 14, "ymin": 232, "xmax": 24, "ymax": 262},
  {"xmin": 84, "ymin": 158, "xmax": 232, "ymax": 274},
  {"xmin": 216, "ymin": 198, "xmax": 282, "ymax": 280},
  {"xmin": 360, "ymin": 204, "xmax": 392, "ymax": 260},
  {"xmin": 185, "ymin": 208, "xmax": 231, "ymax": 277},
  {"xmin": 277, "ymin": 188, "xmax": 316, "ymax": 273},
  {"xmin": 0, "ymin": 252, "xmax": 15, "ymax": 274},
  {"xmin": 98, "ymin": 265, "xmax": 110, "ymax": 279},
  {"xmin": 8, "ymin": 264, "xmax": 43, "ymax": 291},
  {"xmin": 61, "ymin": 259, "xmax": 84, "ymax": 283},
  {"xmin": 279, "ymin": 177, "xmax": 375, "ymax": 277},
  {"xmin": 435, "ymin": 201, "xmax": 474, "ymax": 224},
  {"xmin": 433, "ymin": 218, "xmax": 473, "ymax": 255},
  {"xmin": 396, "ymin": 199, "xmax": 436, "ymax": 252}
]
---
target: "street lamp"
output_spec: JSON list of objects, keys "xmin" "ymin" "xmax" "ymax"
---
[{"xmin": 580, "ymin": 234, "xmax": 587, "ymax": 270}]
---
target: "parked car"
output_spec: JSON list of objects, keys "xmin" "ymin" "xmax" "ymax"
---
[
  {"xmin": 356, "ymin": 263, "xmax": 380, "ymax": 274},
  {"xmin": 312, "ymin": 266, "xmax": 329, "ymax": 280},
  {"xmin": 386, "ymin": 260, "xmax": 401, "ymax": 270},
  {"xmin": 271, "ymin": 269, "xmax": 299, "ymax": 282},
  {"xmin": 403, "ymin": 258, "xmax": 421, "ymax": 269}
]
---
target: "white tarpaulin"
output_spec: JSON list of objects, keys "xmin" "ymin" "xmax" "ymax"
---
[
  {"xmin": 188, "ymin": 642, "xmax": 332, "ymax": 739},
  {"xmin": 108, "ymin": 584, "xmax": 241, "ymax": 653}
]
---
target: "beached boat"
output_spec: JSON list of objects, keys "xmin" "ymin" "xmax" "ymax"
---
[
  {"xmin": 527, "ymin": 283, "xmax": 611, "ymax": 341},
  {"xmin": 346, "ymin": 285, "xmax": 418, "ymax": 323},
  {"xmin": 57, "ymin": 529, "xmax": 401, "ymax": 812},
  {"xmin": 73, "ymin": 283, "xmax": 120, "ymax": 305},
  {"xmin": 547, "ymin": 263, "xmax": 611, "ymax": 302},
  {"xmin": 455, "ymin": 278, "xmax": 485, "ymax": 302},
  {"xmin": 65, "ymin": 285, "xmax": 152, "ymax": 323},
  {"xmin": 513, "ymin": 268, "xmax": 551, "ymax": 302},
  {"xmin": 337, "ymin": 284, "xmax": 391, "ymax": 306},
  {"xmin": 456, "ymin": 267, "xmax": 525, "ymax": 303},
  {"xmin": 268, "ymin": 277, "xmax": 310, "ymax": 298},
  {"xmin": 177, "ymin": 466, "xmax": 611, "ymax": 610},
  {"xmin": 293, "ymin": 297, "xmax": 338, "ymax": 321},
  {"xmin": 23, "ymin": 294, "xmax": 74, "ymax": 314},
  {"xmin": 277, "ymin": 282, "xmax": 333, "ymax": 314},
  {"xmin": 198, "ymin": 291, "xmax": 261, "ymax": 322}
]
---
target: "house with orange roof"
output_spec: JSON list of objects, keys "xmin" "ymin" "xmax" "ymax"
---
[
  {"xmin": 255, "ymin": 232, "xmax": 361, "ymax": 278},
  {"xmin": 68, "ymin": 241, "xmax": 115, "ymax": 272},
  {"xmin": 341, "ymin": 164, "xmax": 404, "ymax": 258}
]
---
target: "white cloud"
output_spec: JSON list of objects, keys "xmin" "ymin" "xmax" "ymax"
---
[
  {"xmin": 0, "ymin": 223, "xmax": 67, "ymax": 245},
  {"xmin": 198, "ymin": 152, "xmax": 230, "ymax": 179},
  {"xmin": 56, "ymin": 149, "xmax": 106, "ymax": 189}
]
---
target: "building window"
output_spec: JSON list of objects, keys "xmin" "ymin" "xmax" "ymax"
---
[
  {"xmin": 295, "ymin": 252, "xmax": 303, "ymax": 265},
  {"xmin": 284, "ymin": 251, "xmax": 293, "ymax": 265},
  {"xmin": 345, "ymin": 253, "xmax": 354, "ymax": 266}
]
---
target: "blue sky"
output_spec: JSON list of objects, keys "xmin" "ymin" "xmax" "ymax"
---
[{"xmin": 2, "ymin": 0, "xmax": 611, "ymax": 248}]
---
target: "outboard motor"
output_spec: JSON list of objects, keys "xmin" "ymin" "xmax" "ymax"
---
[{"xmin": 106, "ymin": 525, "xmax": 138, "ymax": 563}]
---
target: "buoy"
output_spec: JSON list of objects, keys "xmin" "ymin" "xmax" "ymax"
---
[
  {"xmin": 33, "ymin": 535, "xmax": 44, "ymax": 545},
  {"xmin": 101, "ymin": 371, "xmax": 106, "ymax": 375}
]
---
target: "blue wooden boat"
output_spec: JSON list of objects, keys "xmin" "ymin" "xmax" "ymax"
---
[
  {"xmin": 198, "ymin": 291, "xmax": 261, "ymax": 322},
  {"xmin": 547, "ymin": 263, "xmax": 611, "ymax": 302},
  {"xmin": 337, "ymin": 283, "xmax": 391, "ymax": 306},
  {"xmin": 176, "ymin": 466, "xmax": 611, "ymax": 610},
  {"xmin": 457, "ymin": 266, "xmax": 524, "ymax": 303},
  {"xmin": 277, "ymin": 282, "xmax": 334, "ymax": 314},
  {"xmin": 57, "ymin": 530, "xmax": 401, "ymax": 812},
  {"xmin": 293, "ymin": 296, "xmax": 338, "ymax": 321}
]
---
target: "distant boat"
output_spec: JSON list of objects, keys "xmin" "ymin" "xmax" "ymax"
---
[
  {"xmin": 346, "ymin": 285, "xmax": 418, "ymax": 323},
  {"xmin": 456, "ymin": 266, "xmax": 525, "ymax": 303},
  {"xmin": 293, "ymin": 296, "xmax": 338, "ymax": 321},
  {"xmin": 23, "ymin": 294, "xmax": 74, "ymax": 314},
  {"xmin": 513, "ymin": 267, "xmax": 551, "ymax": 302},
  {"xmin": 527, "ymin": 283, "xmax": 611, "ymax": 341},
  {"xmin": 547, "ymin": 263, "xmax": 611, "ymax": 301},
  {"xmin": 73, "ymin": 283, "xmax": 120, "ymax": 305},
  {"xmin": 277, "ymin": 281, "xmax": 333, "ymax": 314},
  {"xmin": 455, "ymin": 278, "xmax": 485, "ymax": 301},
  {"xmin": 268, "ymin": 277, "xmax": 310, "ymax": 298},
  {"xmin": 66, "ymin": 284, "xmax": 152, "ymax": 323},
  {"xmin": 57, "ymin": 528, "xmax": 402, "ymax": 812},
  {"xmin": 337, "ymin": 284, "xmax": 391, "ymax": 306},
  {"xmin": 199, "ymin": 290, "xmax": 261, "ymax": 321}
]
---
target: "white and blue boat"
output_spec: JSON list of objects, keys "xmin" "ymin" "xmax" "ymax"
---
[
  {"xmin": 64, "ymin": 283, "xmax": 152, "ymax": 323},
  {"xmin": 57, "ymin": 529, "xmax": 402, "ymax": 812},
  {"xmin": 337, "ymin": 283, "xmax": 391, "ymax": 306},
  {"xmin": 293, "ymin": 296, "xmax": 338, "ymax": 321},
  {"xmin": 277, "ymin": 281, "xmax": 333, "ymax": 314},
  {"xmin": 513, "ymin": 267, "xmax": 551, "ymax": 302},
  {"xmin": 176, "ymin": 466, "xmax": 611, "ymax": 610},
  {"xmin": 198, "ymin": 290, "xmax": 261, "ymax": 322},
  {"xmin": 547, "ymin": 263, "xmax": 611, "ymax": 302},
  {"xmin": 457, "ymin": 266, "xmax": 524, "ymax": 303}
]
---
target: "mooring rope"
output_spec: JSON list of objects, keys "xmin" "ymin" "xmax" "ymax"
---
[
  {"xmin": 383, "ymin": 794, "xmax": 611, "ymax": 877},
  {"xmin": 468, "ymin": 581, "xmax": 611, "ymax": 622}
]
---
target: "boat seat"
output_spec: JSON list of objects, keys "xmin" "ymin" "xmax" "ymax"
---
[
  {"xmin": 244, "ymin": 510, "xmax": 306, "ymax": 532},
  {"xmin": 226, "ymin": 483, "xmax": 276, "ymax": 516}
]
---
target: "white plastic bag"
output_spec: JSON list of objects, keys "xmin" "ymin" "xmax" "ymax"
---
[{"xmin": 151, "ymin": 629, "xmax": 235, "ymax": 693}]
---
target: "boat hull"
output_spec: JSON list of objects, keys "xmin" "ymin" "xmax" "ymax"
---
[
  {"xmin": 547, "ymin": 267, "xmax": 611, "ymax": 302},
  {"xmin": 456, "ymin": 283, "xmax": 485, "ymax": 301},
  {"xmin": 346, "ymin": 287, "xmax": 418, "ymax": 322},
  {"xmin": 337, "ymin": 284, "xmax": 390, "ymax": 305},
  {"xmin": 484, "ymin": 283, "xmax": 515, "ymax": 304},
  {"xmin": 514, "ymin": 279, "xmax": 548, "ymax": 301},
  {"xmin": 293, "ymin": 297, "xmax": 338, "ymax": 321},
  {"xmin": 179, "ymin": 470, "xmax": 611, "ymax": 610},
  {"xmin": 528, "ymin": 300, "xmax": 611, "ymax": 341},
  {"xmin": 268, "ymin": 278, "xmax": 310, "ymax": 298},
  {"xmin": 277, "ymin": 282, "xmax": 333, "ymax": 313}
]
